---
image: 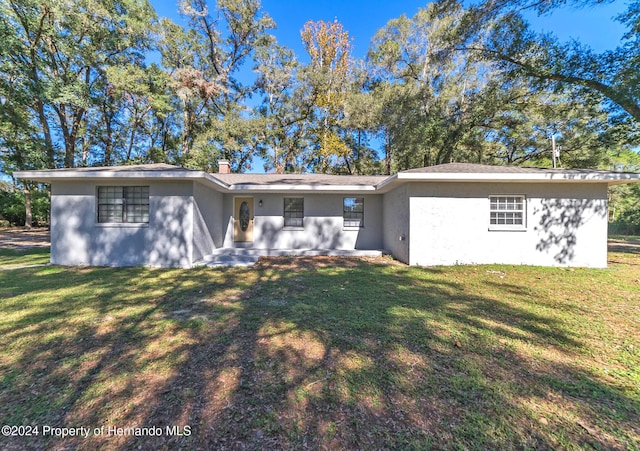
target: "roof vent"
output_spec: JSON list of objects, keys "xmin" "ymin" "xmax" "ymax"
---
[{"xmin": 218, "ymin": 159, "xmax": 230, "ymax": 174}]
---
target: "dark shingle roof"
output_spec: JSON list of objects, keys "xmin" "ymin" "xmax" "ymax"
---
[
  {"xmin": 14, "ymin": 162, "xmax": 640, "ymax": 187},
  {"xmin": 24, "ymin": 163, "xmax": 184, "ymax": 173},
  {"xmin": 400, "ymin": 162, "xmax": 624, "ymax": 175},
  {"xmin": 213, "ymin": 173, "xmax": 387, "ymax": 186}
]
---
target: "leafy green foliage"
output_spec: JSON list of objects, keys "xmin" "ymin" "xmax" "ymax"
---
[
  {"xmin": 469, "ymin": 0, "xmax": 640, "ymax": 123},
  {"xmin": 366, "ymin": 0, "xmax": 640, "ymax": 172},
  {"xmin": 608, "ymin": 149, "xmax": 640, "ymax": 234},
  {"xmin": 299, "ymin": 19, "xmax": 355, "ymax": 173},
  {"xmin": 253, "ymin": 40, "xmax": 308, "ymax": 173},
  {"xmin": 0, "ymin": 186, "xmax": 49, "ymax": 226},
  {"xmin": 158, "ymin": 0, "xmax": 275, "ymax": 171},
  {"xmin": 0, "ymin": 0, "xmax": 638, "ymax": 185},
  {"xmin": 0, "ymin": 0, "xmax": 158, "ymax": 169}
]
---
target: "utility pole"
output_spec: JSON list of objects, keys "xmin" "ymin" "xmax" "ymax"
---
[{"xmin": 551, "ymin": 135, "xmax": 560, "ymax": 168}]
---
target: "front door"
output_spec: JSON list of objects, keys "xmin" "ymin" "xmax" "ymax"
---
[{"xmin": 234, "ymin": 197, "xmax": 254, "ymax": 242}]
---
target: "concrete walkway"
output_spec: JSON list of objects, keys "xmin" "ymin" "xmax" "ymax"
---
[{"xmin": 194, "ymin": 248, "xmax": 383, "ymax": 267}]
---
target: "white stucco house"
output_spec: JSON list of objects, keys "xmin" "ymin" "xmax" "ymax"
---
[{"xmin": 15, "ymin": 161, "xmax": 640, "ymax": 268}]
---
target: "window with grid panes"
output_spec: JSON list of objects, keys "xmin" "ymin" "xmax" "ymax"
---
[
  {"xmin": 489, "ymin": 195, "xmax": 525, "ymax": 230},
  {"xmin": 97, "ymin": 186, "xmax": 149, "ymax": 223},
  {"xmin": 343, "ymin": 197, "xmax": 364, "ymax": 227},
  {"xmin": 283, "ymin": 198, "xmax": 304, "ymax": 228}
]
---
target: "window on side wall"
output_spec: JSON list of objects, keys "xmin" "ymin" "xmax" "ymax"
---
[
  {"xmin": 284, "ymin": 197, "xmax": 304, "ymax": 228},
  {"xmin": 489, "ymin": 195, "xmax": 526, "ymax": 230},
  {"xmin": 97, "ymin": 186, "xmax": 149, "ymax": 224},
  {"xmin": 343, "ymin": 197, "xmax": 364, "ymax": 228}
]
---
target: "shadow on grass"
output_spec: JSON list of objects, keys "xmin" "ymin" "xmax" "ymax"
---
[
  {"xmin": 0, "ymin": 258, "xmax": 638, "ymax": 449},
  {"xmin": 608, "ymin": 237, "xmax": 640, "ymax": 255}
]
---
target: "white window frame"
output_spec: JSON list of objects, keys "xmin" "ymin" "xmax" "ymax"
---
[{"xmin": 489, "ymin": 195, "xmax": 526, "ymax": 231}]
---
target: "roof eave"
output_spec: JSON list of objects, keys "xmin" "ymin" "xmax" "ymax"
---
[
  {"xmin": 394, "ymin": 172, "xmax": 640, "ymax": 184},
  {"xmin": 226, "ymin": 184, "xmax": 378, "ymax": 192},
  {"xmin": 14, "ymin": 168, "xmax": 640, "ymax": 190},
  {"xmin": 14, "ymin": 169, "xmax": 196, "ymax": 180},
  {"xmin": 374, "ymin": 174, "xmax": 400, "ymax": 193},
  {"xmin": 14, "ymin": 169, "xmax": 231, "ymax": 190}
]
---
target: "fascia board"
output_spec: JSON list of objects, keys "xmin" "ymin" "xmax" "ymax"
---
[
  {"xmin": 393, "ymin": 172, "xmax": 640, "ymax": 184},
  {"xmin": 226, "ymin": 184, "xmax": 377, "ymax": 192},
  {"xmin": 14, "ymin": 169, "xmax": 197, "ymax": 181},
  {"xmin": 14, "ymin": 169, "xmax": 231, "ymax": 191},
  {"xmin": 374, "ymin": 173, "xmax": 399, "ymax": 192},
  {"xmin": 14, "ymin": 168, "xmax": 640, "ymax": 191}
]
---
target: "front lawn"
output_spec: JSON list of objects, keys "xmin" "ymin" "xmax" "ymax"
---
[
  {"xmin": 0, "ymin": 247, "xmax": 50, "ymax": 269},
  {"xmin": 0, "ymin": 247, "xmax": 638, "ymax": 449}
]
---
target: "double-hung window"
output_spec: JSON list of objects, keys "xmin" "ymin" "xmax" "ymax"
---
[
  {"xmin": 489, "ymin": 195, "xmax": 525, "ymax": 230},
  {"xmin": 343, "ymin": 197, "xmax": 364, "ymax": 227},
  {"xmin": 284, "ymin": 198, "xmax": 304, "ymax": 228},
  {"xmin": 97, "ymin": 186, "xmax": 149, "ymax": 224}
]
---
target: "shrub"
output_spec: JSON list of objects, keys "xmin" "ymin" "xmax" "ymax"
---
[
  {"xmin": 610, "ymin": 208, "xmax": 640, "ymax": 235},
  {"xmin": 0, "ymin": 187, "xmax": 50, "ymax": 227}
]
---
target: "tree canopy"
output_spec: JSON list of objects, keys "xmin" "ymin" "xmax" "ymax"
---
[{"xmin": 0, "ymin": 0, "xmax": 637, "ymax": 177}]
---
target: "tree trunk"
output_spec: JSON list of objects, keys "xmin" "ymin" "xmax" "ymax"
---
[
  {"xmin": 59, "ymin": 70, "xmax": 89, "ymax": 168},
  {"xmin": 182, "ymin": 108, "xmax": 192, "ymax": 156},
  {"xmin": 81, "ymin": 129, "xmax": 90, "ymax": 166},
  {"xmin": 29, "ymin": 43, "xmax": 55, "ymax": 168},
  {"xmin": 126, "ymin": 126, "xmax": 136, "ymax": 161},
  {"xmin": 23, "ymin": 183, "xmax": 32, "ymax": 229},
  {"xmin": 35, "ymin": 99, "xmax": 56, "ymax": 168},
  {"xmin": 356, "ymin": 130, "xmax": 362, "ymax": 175},
  {"xmin": 63, "ymin": 133, "xmax": 76, "ymax": 168},
  {"xmin": 103, "ymin": 105, "xmax": 114, "ymax": 166},
  {"xmin": 385, "ymin": 134, "xmax": 391, "ymax": 175},
  {"xmin": 274, "ymin": 143, "xmax": 283, "ymax": 174}
]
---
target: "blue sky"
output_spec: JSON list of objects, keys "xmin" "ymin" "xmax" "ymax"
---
[{"xmin": 152, "ymin": 0, "xmax": 629, "ymax": 59}]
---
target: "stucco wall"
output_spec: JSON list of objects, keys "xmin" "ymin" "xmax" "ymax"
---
[
  {"xmin": 192, "ymin": 182, "xmax": 224, "ymax": 262},
  {"xmin": 408, "ymin": 182, "xmax": 608, "ymax": 267},
  {"xmin": 382, "ymin": 185, "xmax": 410, "ymax": 264},
  {"xmin": 221, "ymin": 193, "xmax": 383, "ymax": 250},
  {"xmin": 49, "ymin": 178, "xmax": 609, "ymax": 268},
  {"xmin": 50, "ymin": 181, "xmax": 194, "ymax": 267}
]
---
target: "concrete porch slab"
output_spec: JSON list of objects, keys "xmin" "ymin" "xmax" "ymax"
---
[{"xmin": 194, "ymin": 248, "xmax": 383, "ymax": 267}]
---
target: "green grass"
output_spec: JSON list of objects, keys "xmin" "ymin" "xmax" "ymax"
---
[
  {"xmin": 0, "ymin": 248, "xmax": 638, "ymax": 449},
  {"xmin": 0, "ymin": 247, "xmax": 50, "ymax": 268}
]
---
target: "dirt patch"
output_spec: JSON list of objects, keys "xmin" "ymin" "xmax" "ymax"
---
[
  {"xmin": 253, "ymin": 254, "xmax": 404, "ymax": 271},
  {"xmin": 0, "ymin": 227, "xmax": 50, "ymax": 250}
]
